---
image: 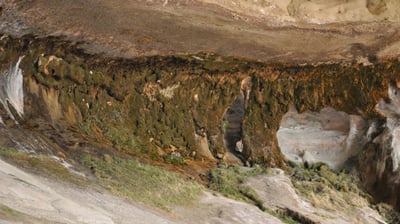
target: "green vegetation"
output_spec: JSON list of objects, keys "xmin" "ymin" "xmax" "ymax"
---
[
  {"xmin": 104, "ymin": 127, "xmax": 138, "ymax": 153},
  {"xmin": 0, "ymin": 147, "xmax": 86, "ymax": 185},
  {"xmin": 374, "ymin": 203, "xmax": 400, "ymax": 224},
  {"xmin": 4, "ymin": 35, "xmax": 400, "ymax": 223},
  {"xmin": 78, "ymin": 118, "xmax": 141, "ymax": 155},
  {"xmin": 221, "ymin": 119, "xmax": 229, "ymax": 133},
  {"xmin": 273, "ymin": 210, "xmax": 301, "ymax": 224},
  {"xmin": 0, "ymin": 204, "xmax": 58, "ymax": 224},
  {"xmin": 289, "ymin": 163, "xmax": 400, "ymax": 223},
  {"xmin": 291, "ymin": 163, "xmax": 363, "ymax": 194},
  {"xmin": 289, "ymin": 163, "xmax": 370, "ymax": 211},
  {"xmin": 163, "ymin": 154, "xmax": 186, "ymax": 166},
  {"xmin": 208, "ymin": 165, "xmax": 301, "ymax": 224},
  {"xmin": 208, "ymin": 166, "xmax": 266, "ymax": 209},
  {"xmin": 81, "ymin": 155, "xmax": 202, "ymax": 210},
  {"xmin": 0, "ymin": 204, "xmax": 26, "ymax": 218},
  {"xmin": 78, "ymin": 121, "xmax": 97, "ymax": 138},
  {"xmin": 0, "ymin": 147, "xmax": 200, "ymax": 212}
]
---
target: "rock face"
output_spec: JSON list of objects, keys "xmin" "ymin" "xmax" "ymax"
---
[
  {"xmin": 2, "ymin": 35, "xmax": 400, "ymax": 212},
  {"xmin": 1, "ymin": 35, "xmax": 400, "ymax": 168},
  {"xmin": 358, "ymin": 84, "xmax": 400, "ymax": 210},
  {"xmin": 376, "ymin": 85, "xmax": 400, "ymax": 172},
  {"xmin": 277, "ymin": 106, "xmax": 368, "ymax": 169}
]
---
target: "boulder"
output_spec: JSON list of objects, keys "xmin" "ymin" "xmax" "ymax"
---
[{"xmin": 277, "ymin": 106, "xmax": 368, "ymax": 169}]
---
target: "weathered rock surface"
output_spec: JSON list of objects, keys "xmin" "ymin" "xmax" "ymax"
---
[
  {"xmin": 0, "ymin": 158, "xmax": 178, "ymax": 224},
  {"xmin": 0, "ymin": 156, "xmax": 289, "ymax": 224},
  {"xmin": 1, "ymin": 35, "xmax": 400, "ymax": 169},
  {"xmin": 277, "ymin": 106, "xmax": 368, "ymax": 169},
  {"xmin": 358, "ymin": 84, "xmax": 400, "ymax": 211},
  {"xmin": 204, "ymin": 0, "xmax": 400, "ymax": 24},
  {"xmin": 2, "ymin": 0, "xmax": 400, "ymax": 63},
  {"xmin": 246, "ymin": 169, "xmax": 387, "ymax": 224},
  {"xmin": 174, "ymin": 191, "xmax": 284, "ymax": 224}
]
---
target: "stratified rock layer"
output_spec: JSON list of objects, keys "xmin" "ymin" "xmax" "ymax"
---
[{"xmin": 2, "ymin": 0, "xmax": 400, "ymax": 63}]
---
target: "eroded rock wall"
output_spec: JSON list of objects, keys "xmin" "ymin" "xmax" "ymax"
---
[
  {"xmin": 357, "ymin": 85, "xmax": 400, "ymax": 211},
  {"xmin": 1, "ymin": 35, "xmax": 400, "ymax": 170}
]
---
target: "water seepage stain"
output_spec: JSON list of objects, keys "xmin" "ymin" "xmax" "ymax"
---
[{"xmin": 0, "ymin": 56, "xmax": 24, "ymax": 125}]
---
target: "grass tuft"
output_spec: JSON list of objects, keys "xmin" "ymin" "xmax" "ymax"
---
[
  {"xmin": 81, "ymin": 155, "xmax": 202, "ymax": 210},
  {"xmin": 163, "ymin": 154, "xmax": 186, "ymax": 166},
  {"xmin": 0, "ymin": 204, "xmax": 58, "ymax": 224},
  {"xmin": 0, "ymin": 147, "xmax": 86, "ymax": 185},
  {"xmin": 208, "ymin": 166, "xmax": 302, "ymax": 223},
  {"xmin": 289, "ymin": 163, "xmax": 370, "ymax": 211},
  {"xmin": 208, "ymin": 166, "xmax": 266, "ymax": 209}
]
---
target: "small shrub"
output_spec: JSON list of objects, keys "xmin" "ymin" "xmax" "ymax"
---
[
  {"xmin": 289, "ymin": 163, "xmax": 370, "ymax": 211},
  {"xmin": 163, "ymin": 155, "xmax": 186, "ymax": 166},
  {"xmin": 104, "ymin": 127, "xmax": 137, "ymax": 151}
]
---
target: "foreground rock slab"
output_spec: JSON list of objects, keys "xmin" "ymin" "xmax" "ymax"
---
[
  {"xmin": 0, "ymin": 157, "xmax": 286, "ymax": 224},
  {"xmin": 174, "ymin": 191, "xmax": 284, "ymax": 224},
  {"xmin": 0, "ymin": 158, "xmax": 178, "ymax": 224},
  {"xmin": 246, "ymin": 169, "xmax": 386, "ymax": 224}
]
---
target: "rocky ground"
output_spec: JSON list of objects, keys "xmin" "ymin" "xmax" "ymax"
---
[
  {"xmin": 0, "ymin": 151, "xmax": 392, "ymax": 224},
  {"xmin": 0, "ymin": 156, "xmax": 289, "ymax": 224},
  {"xmin": 0, "ymin": 158, "xmax": 176, "ymax": 224}
]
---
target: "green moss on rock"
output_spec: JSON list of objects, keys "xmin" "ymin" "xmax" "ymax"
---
[{"xmin": 1, "ymin": 35, "xmax": 400, "ymax": 169}]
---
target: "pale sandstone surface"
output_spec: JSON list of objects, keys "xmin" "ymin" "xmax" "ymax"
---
[
  {"xmin": 174, "ymin": 191, "xmax": 284, "ymax": 224},
  {"xmin": 0, "ymin": 158, "xmax": 178, "ymax": 224},
  {"xmin": 277, "ymin": 106, "xmax": 368, "ymax": 169},
  {"xmin": 0, "ymin": 157, "xmax": 285, "ymax": 224},
  {"xmin": 1, "ymin": 0, "xmax": 400, "ymax": 63},
  {"xmin": 246, "ymin": 169, "xmax": 387, "ymax": 224}
]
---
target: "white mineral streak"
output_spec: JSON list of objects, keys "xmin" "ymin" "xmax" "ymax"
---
[
  {"xmin": 0, "ymin": 56, "xmax": 24, "ymax": 124},
  {"xmin": 376, "ymin": 85, "xmax": 400, "ymax": 172},
  {"xmin": 391, "ymin": 128, "xmax": 400, "ymax": 171}
]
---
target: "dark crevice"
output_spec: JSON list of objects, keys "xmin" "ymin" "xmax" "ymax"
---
[{"xmin": 223, "ymin": 94, "xmax": 246, "ymax": 164}]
